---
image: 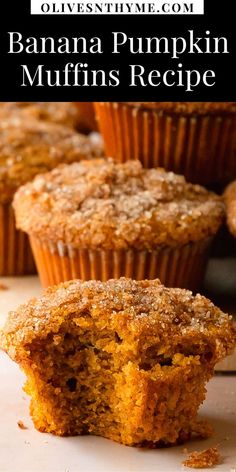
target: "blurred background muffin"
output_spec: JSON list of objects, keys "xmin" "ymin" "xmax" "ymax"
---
[
  {"xmin": 73, "ymin": 102, "xmax": 98, "ymax": 133},
  {"xmin": 94, "ymin": 102, "xmax": 236, "ymax": 186},
  {"xmin": 0, "ymin": 102, "xmax": 80, "ymax": 131},
  {"xmin": 0, "ymin": 118, "xmax": 103, "ymax": 276},
  {"xmin": 13, "ymin": 158, "xmax": 224, "ymax": 289},
  {"xmin": 224, "ymin": 181, "xmax": 236, "ymax": 238}
]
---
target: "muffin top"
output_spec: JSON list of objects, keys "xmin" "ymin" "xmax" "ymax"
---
[
  {"xmin": 224, "ymin": 181, "xmax": 236, "ymax": 237},
  {"xmin": 124, "ymin": 102, "xmax": 236, "ymax": 114},
  {"xmin": 0, "ymin": 102, "xmax": 80, "ymax": 130},
  {"xmin": 1, "ymin": 277, "xmax": 235, "ymax": 364},
  {"xmin": 13, "ymin": 158, "xmax": 224, "ymax": 250},
  {"xmin": 0, "ymin": 120, "xmax": 103, "ymax": 204}
]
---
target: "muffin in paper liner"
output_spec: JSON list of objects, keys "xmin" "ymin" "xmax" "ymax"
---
[
  {"xmin": 30, "ymin": 237, "xmax": 212, "ymax": 289},
  {"xmin": 94, "ymin": 101, "xmax": 236, "ymax": 185},
  {"xmin": 0, "ymin": 204, "xmax": 35, "ymax": 276},
  {"xmin": 0, "ymin": 118, "xmax": 104, "ymax": 276},
  {"xmin": 13, "ymin": 158, "xmax": 224, "ymax": 288}
]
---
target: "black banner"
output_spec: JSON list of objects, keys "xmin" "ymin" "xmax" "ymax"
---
[{"xmin": 0, "ymin": 0, "xmax": 235, "ymax": 101}]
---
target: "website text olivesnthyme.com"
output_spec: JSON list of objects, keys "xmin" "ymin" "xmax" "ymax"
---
[{"xmin": 33, "ymin": 1, "xmax": 198, "ymax": 15}]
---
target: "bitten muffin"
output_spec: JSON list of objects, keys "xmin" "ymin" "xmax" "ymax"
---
[
  {"xmin": 94, "ymin": 102, "xmax": 236, "ymax": 185},
  {"xmin": 1, "ymin": 278, "xmax": 235, "ymax": 446},
  {"xmin": 0, "ymin": 102, "xmax": 81, "ymax": 131},
  {"xmin": 224, "ymin": 181, "xmax": 236, "ymax": 238},
  {"xmin": 13, "ymin": 158, "xmax": 224, "ymax": 288},
  {"xmin": 0, "ymin": 119, "xmax": 103, "ymax": 276}
]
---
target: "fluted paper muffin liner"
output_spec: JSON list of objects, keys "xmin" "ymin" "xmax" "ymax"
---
[
  {"xmin": 0, "ymin": 204, "xmax": 36, "ymax": 276},
  {"xmin": 94, "ymin": 102, "xmax": 236, "ymax": 185},
  {"xmin": 30, "ymin": 236, "xmax": 212, "ymax": 289}
]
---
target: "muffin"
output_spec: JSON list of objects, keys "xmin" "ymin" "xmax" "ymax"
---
[
  {"xmin": 0, "ymin": 119, "xmax": 103, "ymax": 276},
  {"xmin": 13, "ymin": 158, "xmax": 224, "ymax": 288},
  {"xmin": 1, "ymin": 278, "xmax": 235, "ymax": 446},
  {"xmin": 0, "ymin": 102, "xmax": 81, "ymax": 130},
  {"xmin": 74, "ymin": 102, "xmax": 98, "ymax": 133},
  {"xmin": 224, "ymin": 181, "xmax": 236, "ymax": 238},
  {"xmin": 94, "ymin": 102, "xmax": 236, "ymax": 185}
]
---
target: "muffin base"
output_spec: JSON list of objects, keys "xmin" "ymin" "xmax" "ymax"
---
[
  {"xmin": 30, "ymin": 237, "xmax": 212, "ymax": 289},
  {"xmin": 94, "ymin": 102, "xmax": 236, "ymax": 185},
  {"xmin": 0, "ymin": 204, "xmax": 36, "ymax": 276}
]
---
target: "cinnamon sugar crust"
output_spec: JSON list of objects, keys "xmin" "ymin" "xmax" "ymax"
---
[
  {"xmin": 224, "ymin": 181, "xmax": 236, "ymax": 237},
  {"xmin": 125, "ymin": 102, "xmax": 236, "ymax": 114},
  {"xmin": 3, "ymin": 277, "xmax": 234, "ymax": 360},
  {"xmin": 1, "ymin": 278, "xmax": 235, "ymax": 445},
  {"xmin": 13, "ymin": 158, "xmax": 224, "ymax": 250},
  {"xmin": 0, "ymin": 120, "xmax": 103, "ymax": 204},
  {"xmin": 0, "ymin": 102, "xmax": 80, "ymax": 130}
]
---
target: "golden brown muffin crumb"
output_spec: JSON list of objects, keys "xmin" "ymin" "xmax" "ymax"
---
[
  {"xmin": 1, "ymin": 278, "xmax": 235, "ymax": 446},
  {"xmin": 188, "ymin": 419, "xmax": 214, "ymax": 440},
  {"xmin": 13, "ymin": 158, "xmax": 224, "ymax": 249},
  {"xmin": 183, "ymin": 446, "xmax": 221, "ymax": 468}
]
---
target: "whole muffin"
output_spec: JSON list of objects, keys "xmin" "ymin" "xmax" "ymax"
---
[
  {"xmin": 94, "ymin": 102, "xmax": 236, "ymax": 185},
  {"xmin": 1, "ymin": 278, "xmax": 235, "ymax": 445},
  {"xmin": 0, "ymin": 119, "xmax": 103, "ymax": 276},
  {"xmin": 13, "ymin": 158, "xmax": 224, "ymax": 288},
  {"xmin": 0, "ymin": 102, "xmax": 82, "ymax": 130},
  {"xmin": 224, "ymin": 181, "xmax": 236, "ymax": 237}
]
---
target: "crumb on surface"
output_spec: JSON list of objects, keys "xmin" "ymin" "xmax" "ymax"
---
[
  {"xmin": 0, "ymin": 283, "xmax": 8, "ymax": 290},
  {"xmin": 17, "ymin": 420, "xmax": 28, "ymax": 430},
  {"xmin": 183, "ymin": 446, "xmax": 221, "ymax": 469}
]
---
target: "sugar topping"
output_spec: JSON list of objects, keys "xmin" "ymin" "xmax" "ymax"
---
[
  {"xmin": 1, "ymin": 278, "xmax": 235, "ymax": 361},
  {"xmin": 0, "ymin": 102, "xmax": 80, "ymax": 130},
  {"xmin": 14, "ymin": 158, "xmax": 224, "ymax": 249}
]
